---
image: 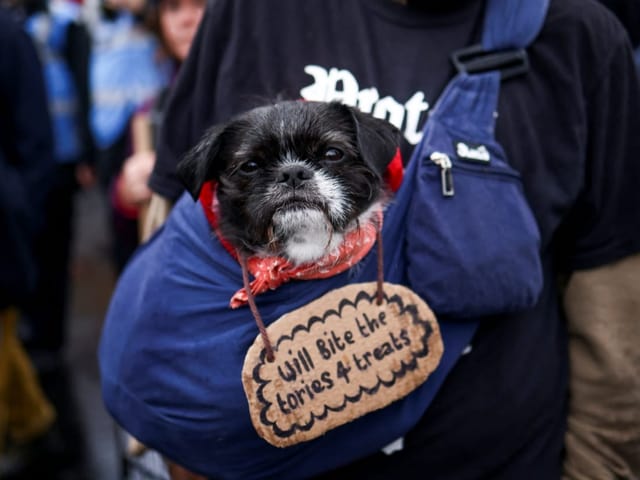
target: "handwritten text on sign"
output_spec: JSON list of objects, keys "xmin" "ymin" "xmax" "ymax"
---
[{"xmin": 242, "ymin": 282, "xmax": 443, "ymax": 447}]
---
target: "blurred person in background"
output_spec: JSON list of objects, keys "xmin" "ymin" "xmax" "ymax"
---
[
  {"xmin": 90, "ymin": 0, "xmax": 171, "ymax": 180},
  {"xmin": 2, "ymin": 1, "xmax": 100, "ymax": 477},
  {"xmin": 0, "ymin": 5, "xmax": 58, "ymax": 478},
  {"xmin": 109, "ymin": 0, "xmax": 205, "ymax": 271},
  {"xmin": 90, "ymin": 0, "xmax": 173, "ymax": 271},
  {"xmin": 9, "ymin": 0, "xmax": 97, "ymax": 365},
  {"xmin": 103, "ymin": 0, "xmax": 205, "ymax": 474}
]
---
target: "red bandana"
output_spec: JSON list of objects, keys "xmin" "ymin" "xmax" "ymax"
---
[{"xmin": 198, "ymin": 182, "xmax": 384, "ymax": 309}]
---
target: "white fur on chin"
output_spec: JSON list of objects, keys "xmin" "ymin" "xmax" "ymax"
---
[
  {"xmin": 271, "ymin": 201, "xmax": 383, "ymax": 265},
  {"xmin": 272, "ymin": 208, "xmax": 342, "ymax": 264}
]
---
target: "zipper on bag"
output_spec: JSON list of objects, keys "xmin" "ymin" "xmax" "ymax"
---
[{"xmin": 430, "ymin": 151, "xmax": 455, "ymax": 197}]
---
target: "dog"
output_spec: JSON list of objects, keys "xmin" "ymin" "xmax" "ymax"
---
[
  {"xmin": 122, "ymin": 101, "xmax": 400, "ymax": 466},
  {"xmin": 177, "ymin": 100, "xmax": 399, "ymax": 265}
]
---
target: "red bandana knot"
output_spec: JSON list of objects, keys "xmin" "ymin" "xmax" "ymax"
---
[{"xmin": 229, "ymin": 210, "xmax": 382, "ymax": 308}]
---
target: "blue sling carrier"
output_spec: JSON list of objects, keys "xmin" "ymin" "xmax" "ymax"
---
[{"xmin": 99, "ymin": 1, "xmax": 549, "ymax": 478}]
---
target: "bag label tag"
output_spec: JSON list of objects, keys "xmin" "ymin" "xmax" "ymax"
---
[{"xmin": 455, "ymin": 141, "xmax": 491, "ymax": 163}]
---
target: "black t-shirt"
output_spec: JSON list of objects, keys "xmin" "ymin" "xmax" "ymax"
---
[
  {"xmin": 151, "ymin": 0, "xmax": 640, "ymax": 478},
  {"xmin": 150, "ymin": 0, "xmax": 486, "ymax": 197}
]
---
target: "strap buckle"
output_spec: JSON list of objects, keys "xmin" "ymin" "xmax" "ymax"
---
[{"xmin": 451, "ymin": 44, "xmax": 529, "ymax": 81}]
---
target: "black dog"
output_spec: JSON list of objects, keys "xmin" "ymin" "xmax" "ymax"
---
[{"xmin": 178, "ymin": 100, "xmax": 399, "ymax": 265}]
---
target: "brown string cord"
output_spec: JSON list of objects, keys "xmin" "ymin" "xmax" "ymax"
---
[
  {"xmin": 239, "ymin": 254, "xmax": 275, "ymax": 362},
  {"xmin": 376, "ymin": 223, "xmax": 385, "ymax": 305}
]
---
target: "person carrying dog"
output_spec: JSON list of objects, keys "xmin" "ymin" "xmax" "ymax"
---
[{"xmin": 103, "ymin": 0, "xmax": 640, "ymax": 478}]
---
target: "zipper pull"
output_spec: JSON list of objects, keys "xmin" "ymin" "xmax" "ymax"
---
[{"xmin": 430, "ymin": 152, "xmax": 454, "ymax": 197}]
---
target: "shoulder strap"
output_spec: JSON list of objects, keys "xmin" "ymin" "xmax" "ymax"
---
[
  {"xmin": 482, "ymin": 0, "xmax": 550, "ymax": 50},
  {"xmin": 452, "ymin": 0, "xmax": 550, "ymax": 80}
]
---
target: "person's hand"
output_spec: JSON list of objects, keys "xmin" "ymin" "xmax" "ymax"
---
[
  {"xmin": 75, "ymin": 163, "xmax": 96, "ymax": 190},
  {"xmin": 166, "ymin": 459, "xmax": 207, "ymax": 480},
  {"xmin": 116, "ymin": 151, "xmax": 156, "ymax": 208}
]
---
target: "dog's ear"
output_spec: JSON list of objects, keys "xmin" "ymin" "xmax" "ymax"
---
[
  {"xmin": 338, "ymin": 103, "xmax": 401, "ymax": 175},
  {"xmin": 177, "ymin": 124, "xmax": 226, "ymax": 200}
]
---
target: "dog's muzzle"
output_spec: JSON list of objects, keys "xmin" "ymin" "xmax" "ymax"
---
[{"xmin": 276, "ymin": 164, "xmax": 314, "ymax": 189}]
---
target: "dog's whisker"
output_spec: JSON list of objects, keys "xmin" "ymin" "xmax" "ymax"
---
[{"xmin": 322, "ymin": 219, "xmax": 336, "ymax": 253}]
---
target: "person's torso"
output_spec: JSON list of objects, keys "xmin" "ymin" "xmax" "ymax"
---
[{"xmin": 168, "ymin": 0, "xmax": 629, "ymax": 476}]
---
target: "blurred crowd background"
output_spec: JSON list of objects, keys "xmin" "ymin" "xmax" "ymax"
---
[
  {"xmin": 0, "ymin": 0, "xmax": 639, "ymax": 479},
  {"xmin": 0, "ymin": 0, "xmax": 204, "ymax": 477}
]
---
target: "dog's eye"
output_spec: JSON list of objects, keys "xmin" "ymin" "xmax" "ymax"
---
[
  {"xmin": 239, "ymin": 161, "xmax": 259, "ymax": 174},
  {"xmin": 322, "ymin": 148, "xmax": 344, "ymax": 161}
]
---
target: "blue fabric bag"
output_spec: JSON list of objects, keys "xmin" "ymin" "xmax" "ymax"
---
[
  {"xmin": 99, "ymin": 1, "xmax": 549, "ymax": 478},
  {"xmin": 405, "ymin": 85, "xmax": 544, "ymax": 317},
  {"xmin": 405, "ymin": 3, "xmax": 545, "ymax": 318},
  {"xmin": 100, "ymin": 191, "xmax": 476, "ymax": 479}
]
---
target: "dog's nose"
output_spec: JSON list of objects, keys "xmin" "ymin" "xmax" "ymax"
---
[{"xmin": 277, "ymin": 165, "xmax": 313, "ymax": 188}]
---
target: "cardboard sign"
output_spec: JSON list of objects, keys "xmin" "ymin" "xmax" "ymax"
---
[{"xmin": 242, "ymin": 282, "xmax": 443, "ymax": 447}]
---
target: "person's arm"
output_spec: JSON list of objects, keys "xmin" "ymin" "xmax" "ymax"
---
[
  {"xmin": 65, "ymin": 20, "xmax": 97, "ymax": 187},
  {"xmin": 563, "ymin": 254, "xmax": 640, "ymax": 480},
  {"xmin": 561, "ymin": 16, "xmax": 640, "ymax": 479}
]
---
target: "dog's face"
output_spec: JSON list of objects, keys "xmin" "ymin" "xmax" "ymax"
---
[{"xmin": 177, "ymin": 101, "xmax": 399, "ymax": 264}]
